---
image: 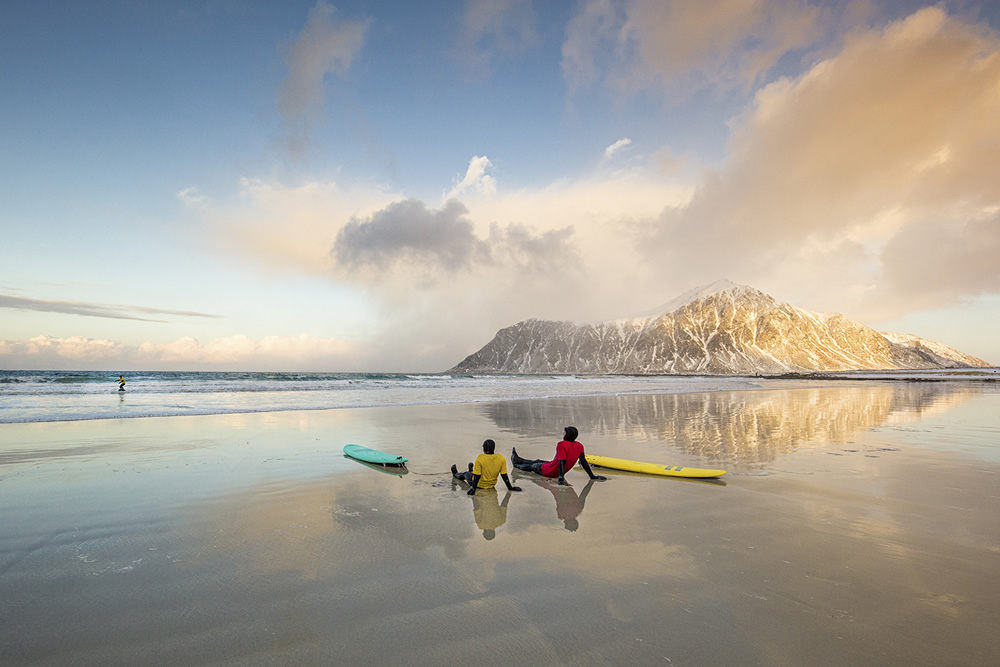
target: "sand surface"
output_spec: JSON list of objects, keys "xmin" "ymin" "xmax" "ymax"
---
[{"xmin": 2, "ymin": 382, "xmax": 998, "ymax": 665}]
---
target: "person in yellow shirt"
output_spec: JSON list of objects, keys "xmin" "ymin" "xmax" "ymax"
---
[{"xmin": 451, "ymin": 439, "xmax": 522, "ymax": 496}]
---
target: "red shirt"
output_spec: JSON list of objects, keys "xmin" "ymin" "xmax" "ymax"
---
[{"xmin": 540, "ymin": 440, "xmax": 585, "ymax": 478}]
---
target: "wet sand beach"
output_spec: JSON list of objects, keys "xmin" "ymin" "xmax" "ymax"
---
[{"xmin": 2, "ymin": 381, "xmax": 998, "ymax": 665}]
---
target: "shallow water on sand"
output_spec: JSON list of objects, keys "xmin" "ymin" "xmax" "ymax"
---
[{"xmin": 1, "ymin": 381, "xmax": 997, "ymax": 665}]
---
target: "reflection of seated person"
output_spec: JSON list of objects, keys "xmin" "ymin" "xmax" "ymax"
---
[
  {"xmin": 451, "ymin": 439, "xmax": 522, "ymax": 495},
  {"xmin": 471, "ymin": 489, "xmax": 513, "ymax": 540},
  {"xmin": 530, "ymin": 476, "xmax": 596, "ymax": 532}
]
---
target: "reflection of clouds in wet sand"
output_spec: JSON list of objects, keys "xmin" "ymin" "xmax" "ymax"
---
[
  {"xmin": 453, "ymin": 473, "xmax": 700, "ymax": 588},
  {"xmin": 164, "ymin": 465, "xmax": 701, "ymax": 663},
  {"xmin": 179, "ymin": 458, "xmax": 696, "ymax": 587},
  {"xmin": 469, "ymin": 524, "xmax": 695, "ymax": 581},
  {"xmin": 484, "ymin": 383, "xmax": 984, "ymax": 464}
]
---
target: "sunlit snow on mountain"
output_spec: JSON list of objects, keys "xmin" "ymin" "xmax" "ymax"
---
[{"xmin": 451, "ymin": 281, "xmax": 991, "ymax": 374}]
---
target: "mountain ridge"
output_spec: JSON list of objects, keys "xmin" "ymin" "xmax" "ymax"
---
[{"xmin": 450, "ymin": 281, "xmax": 991, "ymax": 374}]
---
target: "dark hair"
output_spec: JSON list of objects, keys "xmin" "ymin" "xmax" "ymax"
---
[
  {"xmin": 563, "ymin": 426, "xmax": 578, "ymax": 442},
  {"xmin": 482, "ymin": 439, "xmax": 496, "ymax": 454}
]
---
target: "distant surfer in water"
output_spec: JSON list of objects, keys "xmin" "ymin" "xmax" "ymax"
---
[
  {"xmin": 451, "ymin": 439, "xmax": 522, "ymax": 496},
  {"xmin": 511, "ymin": 426, "xmax": 607, "ymax": 486},
  {"xmin": 118, "ymin": 376, "xmax": 126, "ymax": 392}
]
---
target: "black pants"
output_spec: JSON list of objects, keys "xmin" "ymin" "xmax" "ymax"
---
[{"xmin": 511, "ymin": 450, "xmax": 546, "ymax": 474}]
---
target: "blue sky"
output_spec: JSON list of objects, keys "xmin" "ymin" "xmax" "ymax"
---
[{"xmin": 2, "ymin": 0, "xmax": 998, "ymax": 371}]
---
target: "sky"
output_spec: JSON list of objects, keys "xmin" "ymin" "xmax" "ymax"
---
[{"xmin": 1, "ymin": 0, "xmax": 998, "ymax": 372}]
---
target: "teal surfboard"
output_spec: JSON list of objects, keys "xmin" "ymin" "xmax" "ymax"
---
[{"xmin": 343, "ymin": 444, "xmax": 408, "ymax": 466}]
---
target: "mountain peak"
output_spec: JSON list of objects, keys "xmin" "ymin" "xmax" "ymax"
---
[
  {"xmin": 628, "ymin": 279, "xmax": 760, "ymax": 320},
  {"xmin": 450, "ymin": 281, "xmax": 990, "ymax": 374}
]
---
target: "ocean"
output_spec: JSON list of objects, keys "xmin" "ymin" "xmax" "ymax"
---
[{"xmin": 0, "ymin": 370, "xmax": 767, "ymax": 423}]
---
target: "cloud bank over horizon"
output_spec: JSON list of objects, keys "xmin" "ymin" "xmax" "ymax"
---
[{"xmin": 0, "ymin": 334, "xmax": 363, "ymax": 372}]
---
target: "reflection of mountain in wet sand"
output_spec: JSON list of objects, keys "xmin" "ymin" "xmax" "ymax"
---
[{"xmin": 483, "ymin": 383, "xmax": 984, "ymax": 464}]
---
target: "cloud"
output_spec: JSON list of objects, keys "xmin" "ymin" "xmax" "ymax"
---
[
  {"xmin": 444, "ymin": 155, "xmax": 497, "ymax": 200},
  {"xmin": 279, "ymin": 1, "xmax": 369, "ymax": 156},
  {"xmin": 561, "ymin": 0, "xmax": 619, "ymax": 93},
  {"xmin": 136, "ymin": 334, "xmax": 356, "ymax": 368},
  {"xmin": 0, "ymin": 335, "xmax": 126, "ymax": 364},
  {"xmin": 563, "ymin": 0, "xmax": 824, "ymax": 97},
  {"xmin": 453, "ymin": 0, "xmax": 539, "ymax": 76},
  {"xmin": 177, "ymin": 187, "xmax": 210, "ymax": 208},
  {"xmin": 333, "ymin": 199, "xmax": 487, "ymax": 274},
  {"xmin": 0, "ymin": 294, "xmax": 220, "ymax": 322},
  {"xmin": 630, "ymin": 7, "xmax": 1000, "ymax": 319},
  {"xmin": 603, "ymin": 137, "xmax": 632, "ymax": 159},
  {"xmin": 881, "ymin": 210, "xmax": 1000, "ymax": 310},
  {"xmin": 188, "ymin": 177, "xmax": 401, "ymax": 276},
  {"xmin": 331, "ymin": 197, "xmax": 576, "ymax": 280},
  {"xmin": 0, "ymin": 334, "xmax": 361, "ymax": 371},
  {"xmin": 185, "ymin": 150, "xmax": 694, "ymax": 368}
]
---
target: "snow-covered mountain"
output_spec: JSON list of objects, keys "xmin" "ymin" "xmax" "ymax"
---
[{"xmin": 449, "ymin": 280, "xmax": 991, "ymax": 374}]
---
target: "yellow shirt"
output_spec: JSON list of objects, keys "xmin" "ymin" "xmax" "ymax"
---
[{"xmin": 472, "ymin": 453, "xmax": 508, "ymax": 489}]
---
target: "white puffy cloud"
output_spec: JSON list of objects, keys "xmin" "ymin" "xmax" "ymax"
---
[
  {"xmin": 2, "ymin": 335, "xmax": 126, "ymax": 363},
  {"xmin": 0, "ymin": 334, "xmax": 362, "ymax": 371},
  {"xmin": 444, "ymin": 155, "xmax": 497, "ymax": 200},
  {"xmin": 137, "ymin": 334, "xmax": 357, "ymax": 369}
]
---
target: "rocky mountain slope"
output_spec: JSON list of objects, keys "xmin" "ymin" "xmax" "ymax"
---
[{"xmin": 450, "ymin": 280, "xmax": 991, "ymax": 374}]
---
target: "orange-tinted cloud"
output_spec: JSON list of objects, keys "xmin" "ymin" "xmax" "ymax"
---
[{"xmin": 635, "ymin": 7, "xmax": 1000, "ymax": 318}]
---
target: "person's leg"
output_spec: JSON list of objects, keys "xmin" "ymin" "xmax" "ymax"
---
[
  {"xmin": 451, "ymin": 463, "xmax": 474, "ymax": 485},
  {"xmin": 512, "ymin": 448, "xmax": 546, "ymax": 468},
  {"xmin": 512, "ymin": 458, "xmax": 547, "ymax": 473}
]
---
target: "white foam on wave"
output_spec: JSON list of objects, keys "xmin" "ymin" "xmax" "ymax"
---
[{"xmin": 0, "ymin": 373, "xmax": 765, "ymax": 424}]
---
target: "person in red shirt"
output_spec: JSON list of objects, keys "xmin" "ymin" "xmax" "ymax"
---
[{"xmin": 510, "ymin": 426, "xmax": 607, "ymax": 486}]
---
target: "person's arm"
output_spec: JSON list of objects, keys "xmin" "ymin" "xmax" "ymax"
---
[
  {"xmin": 579, "ymin": 455, "xmax": 607, "ymax": 481},
  {"xmin": 467, "ymin": 473, "xmax": 481, "ymax": 495},
  {"xmin": 500, "ymin": 473, "xmax": 521, "ymax": 492},
  {"xmin": 557, "ymin": 460, "xmax": 569, "ymax": 485}
]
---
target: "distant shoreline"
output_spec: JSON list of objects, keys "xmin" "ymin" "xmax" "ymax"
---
[{"xmin": 458, "ymin": 368, "xmax": 1000, "ymax": 381}]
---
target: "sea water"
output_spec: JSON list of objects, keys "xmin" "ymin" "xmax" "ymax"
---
[{"xmin": 0, "ymin": 370, "xmax": 768, "ymax": 423}]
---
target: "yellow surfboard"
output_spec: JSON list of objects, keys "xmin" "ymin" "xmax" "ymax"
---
[{"xmin": 585, "ymin": 454, "xmax": 726, "ymax": 479}]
